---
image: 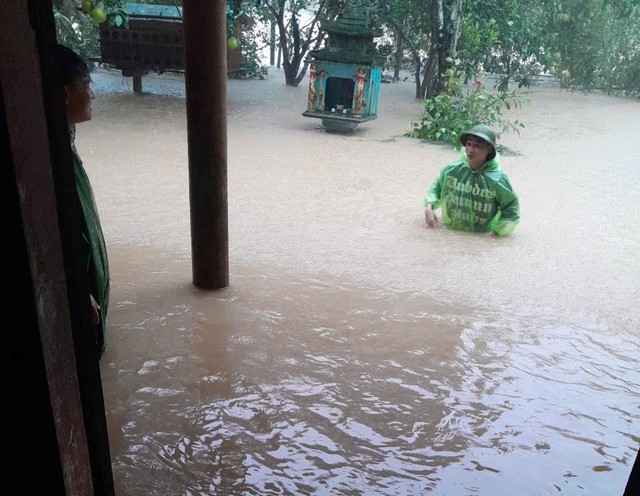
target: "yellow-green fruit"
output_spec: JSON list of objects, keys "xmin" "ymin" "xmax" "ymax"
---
[
  {"xmin": 91, "ymin": 7, "xmax": 107, "ymax": 24},
  {"xmin": 227, "ymin": 36, "xmax": 239, "ymax": 50},
  {"xmin": 552, "ymin": 52, "xmax": 561, "ymax": 62},
  {"xmin": 559, "ymin": 13, "xmax": 570, "ymax": 22},
  {"xmin": 562, "ymin": 70, "xmax": 571, "ymax": 79},
  {"xmin": 82, "ymin": 0, "xmax": 92, "ymax": 14}
]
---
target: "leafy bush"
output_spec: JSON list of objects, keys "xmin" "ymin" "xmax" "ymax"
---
[{"xmin": 407, "ymin": 58, "xmax": 528, "ymax": 148}]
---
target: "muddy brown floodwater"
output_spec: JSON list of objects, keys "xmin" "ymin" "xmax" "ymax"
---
[{"xmin": 79, "ymin": 67, "xmax": 640, "ymax": 495}]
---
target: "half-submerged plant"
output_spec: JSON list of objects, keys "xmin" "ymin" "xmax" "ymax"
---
[{"xmin": 408, "ymin": 58, "xmax": 529, "ymax": 150}]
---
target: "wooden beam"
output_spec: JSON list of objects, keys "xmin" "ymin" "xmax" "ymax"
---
[
  {"xmin": 0, "ymin": 1, "xmax": 94, "ymax": 494},
  {"xmin": 31, "ymin": 0, "xmax": 116, "ymax": 491},
  {"xmin": 183, "ymin": 0, "xmax": 229, "ymax": 290}
]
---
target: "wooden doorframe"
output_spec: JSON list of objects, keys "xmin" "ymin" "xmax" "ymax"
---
[
  {"xmin": 1, "ymin": 0, "xmax": 112, "ymax": 493},
  {"xmin": 1, "ymin": 1, "xmax": 229, "ymax": 494}
]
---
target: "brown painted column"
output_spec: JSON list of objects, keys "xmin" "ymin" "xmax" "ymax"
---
[{"xmin": 182, "ymin": 0, "xmax": 229, "ymax": 289}]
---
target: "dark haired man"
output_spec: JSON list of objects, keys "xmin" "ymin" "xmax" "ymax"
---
[{"xmin": 56, "ymin": 44, "xmax": 110, "ymax": 356}]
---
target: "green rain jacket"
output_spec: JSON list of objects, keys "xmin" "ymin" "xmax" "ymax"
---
[
  {"xmin": 423, "ymin": 151, "xmax": 519, "ymax": 236},
  {"xmin": 71, "ymin": 127, "xmax": 110, "ymax": 355}
]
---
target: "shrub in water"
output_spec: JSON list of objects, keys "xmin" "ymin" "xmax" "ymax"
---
[{"xmin": 407, "ymin": 58, "xmax": 529, "ymax": 149}]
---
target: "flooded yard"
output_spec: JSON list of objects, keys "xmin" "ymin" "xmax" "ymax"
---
[{"xmin": 78, "ymin": 67, "xmax": 640, "ymax": 495}]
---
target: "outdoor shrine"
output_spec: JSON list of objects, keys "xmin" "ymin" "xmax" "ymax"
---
[{"xmin": 302, "ymin": 1, "xmax": 385, "ymax": 132}]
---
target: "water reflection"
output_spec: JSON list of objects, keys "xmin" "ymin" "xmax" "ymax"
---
[
  {"xmin": 91, "ymin": 68, "xmax": 640, "ymax": 494},
  {"xmin": 101, "ymin": 245, "xmax": 638, "ymax": 495}
]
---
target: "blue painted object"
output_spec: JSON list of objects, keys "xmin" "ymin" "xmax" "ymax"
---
[
  {"xmin": 123, "ymin": 2, "xmax": 182, "ymax": 18},
  {"xmin": 302, "ymin": 1, "xmax": 384, "ymax": 132}
]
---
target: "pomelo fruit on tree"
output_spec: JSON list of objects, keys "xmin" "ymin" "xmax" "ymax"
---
[
  {"xmin": 227, "ymin": 36, "xmax": 239, "ymax": 49},
  {"xmin": 91, "ymin": 7, "xmax": 107, "ymax": 24}
]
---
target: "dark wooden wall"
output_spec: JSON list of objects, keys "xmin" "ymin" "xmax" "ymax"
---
[
  {"xmin": 0, "ymin": 0, "xmax": 229, "ymax": 494},
  {"xmin": 1, "ymin": 0, "xmax": 113, "ymax": 494}
]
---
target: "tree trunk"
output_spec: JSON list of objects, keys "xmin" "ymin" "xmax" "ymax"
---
[
  {"xmin": 414, "ymin": 55, "xmax": 423, "ymax": 98},
  {"xmin": 422, "ymin": 43, "xmax": 437, "ymax": 98},
  {"xmin": 276, "ymin": 11, "xmax": 317, "ymax": 87},
  {"xmin": 393, "ymin": 27, "xmax": 403, "ymax": 81},
  {"xmin": 436, "ymin": 0, "xmax": 461, "ymax": 94},
  {"xmin": 422, "ymin": 0, "xmax": 463, "ymax": 99},
  {"xmin": 421, "ymin": 0, "xmax": 441, "ymax": 99},
  {"xmin": 270, "ymin": 20, "xmax": 276, "ymax": 65},
  {"xmin": 276, "ymin": 14, "xmax": 295, "ymax": 84}
]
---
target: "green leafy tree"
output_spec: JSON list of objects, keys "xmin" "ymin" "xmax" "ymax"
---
[
  {"xmin": 455, "ymin": 14, "xmax": 498, "ymax": 84},
  {"xmin": 408, "ymin": 57, "xmax": 527, "ymax": 146},
  {"xmin": 421, "ymin": 0, "xmax": 463, "ymax": 98},
  {"xmin": 257, "ymin": 0, "xmax": 333, "ymax": 86},
  {"xmin": 54, "ymin": 0, "xmax": 129, "ymax": 62},
  {"xmin": 458, "ymin": 0, "xmax": 640, "ymax": 95},
  {"xmin": 379, "ymin": 0, "xmax": 464, "ymax": 99},
  {"xmin": 384, "ymin": 0, "xmax": 639, "ymax": 98},
  {"xmin": 379, "ymin": 0, "xmax": 432, "ymax": 97},
  {"xmin": 227, "ymin": 6, "xmax": 271, "ymax": 79},
  {"xmin": 542, "ymin": 0, "xmax": 640, "ymax": 95},
  {"xmin": 460, "ymin": 0, "xmax": 547, "ymax": 91}
]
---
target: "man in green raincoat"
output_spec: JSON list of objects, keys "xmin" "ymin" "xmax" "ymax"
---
[
  {"xmin": 423, "ymin": 124, "xmax": 520, "ymax": 236},
  {"xmin": 57, "ymin": 44, "xmax": 110, "ymax": 357}
]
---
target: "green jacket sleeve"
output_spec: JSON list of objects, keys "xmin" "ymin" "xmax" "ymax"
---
[
  {"xmin": 491, "ymin": 174, "xmax": 520, "ymax": 236},
  {"xmin": 423, "ymin": 167, "xmax": 445, "ymax": 209}
]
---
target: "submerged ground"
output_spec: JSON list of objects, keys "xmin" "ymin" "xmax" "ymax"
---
[{"xmin": 80, "ymin": 67, "xmax": 640, "ymax": 495}]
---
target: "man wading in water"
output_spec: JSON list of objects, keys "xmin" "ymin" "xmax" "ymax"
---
[{"xmin": 423, "ymin": 124, "xmax": 520, "ymax": 236}]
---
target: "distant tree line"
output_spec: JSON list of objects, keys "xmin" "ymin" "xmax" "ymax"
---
[{"xmin": 54, "ymin": 0, "xmax": 640, "ymax": 97}]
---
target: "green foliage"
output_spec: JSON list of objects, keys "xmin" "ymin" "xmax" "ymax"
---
[
  {"xmin": 460, "ymin": 0, "xmax": 548, "ymax": 91},
  {"xmin": 53, "ymin": 1, "xmax": 269, "ymax": 81},
  {"xmin": 224, "ymin": 2, "xmax": 270, "ymax": 80},
  {"xmin": 53, "ymin": 1, "xmax": 129, "ymax": 63},
  {"xmin": 543, "ymin": 0, "xmax": 640, "ymax": 95},
  {"xmin": 229, "ymin": 21, "xmax": 270, "ymax": 80},
  {"xmin": 456, "ymin": 16, "xmax": 499, "ymax": 83},
  {"xmin": 407, "ymin": 59, "xmax": 528, "ymax": 147},
  {"xmin": 256, "ymin": 0, "xmax": 334, "ymax": 86},
  {"xmin": 54, "ymin": 1, "xmax": 98, "ymax": 63},
  {"xmin": 226, "ymin": 4, "xmax": 243, "ymax": 37},
  {"xmin": 456, "ymin": 0, "xmax": 640, "ymax": 95}
]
